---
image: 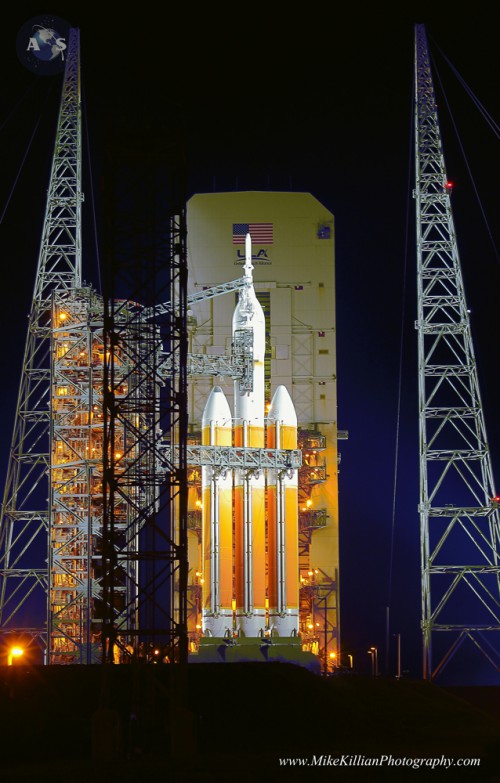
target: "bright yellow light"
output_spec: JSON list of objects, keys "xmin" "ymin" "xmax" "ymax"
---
[
  {"xmin": 308, "ymin": 623, "xmax": 314, "ymax": 630},
  {"xmin": 329, "ymin": 652, "xmax": 336, "ymax": 659},
  {"xmin": 306, "ymin": 499, "xmax": 313, "ymax": 508},
  {"xmin": 59, "ymin": 312, "xmax": 67, "ymax": 321},
  {"xmin": 115, "ymin": 452, "xmax": 122, "ymax": 460},
  {"xmin": 7, "ymin": 646, "xmax": 24, "ymax": 665}
]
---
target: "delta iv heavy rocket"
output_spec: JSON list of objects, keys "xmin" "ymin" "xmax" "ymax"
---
[{"xmin": 200, "ymin": 233, "xmax": 300, "ymax": 642}]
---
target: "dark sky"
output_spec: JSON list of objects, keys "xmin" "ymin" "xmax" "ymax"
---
[{"xmin": 0, "ymin": 5, "xmax": 499, "ymax": 682}]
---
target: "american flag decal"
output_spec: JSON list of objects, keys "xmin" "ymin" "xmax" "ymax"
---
[{"xmin": 232, "ymin": 222, "xmax": 274, "ymax": 244}]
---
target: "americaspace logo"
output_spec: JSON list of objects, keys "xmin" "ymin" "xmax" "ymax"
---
[{"xmin": 16, "ymin": 15, "xmax": 71, "ymax": 75}]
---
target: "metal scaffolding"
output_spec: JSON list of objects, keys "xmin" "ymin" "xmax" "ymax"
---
[
  {"xmin": 414, "ymin": 24, "xmax": 500, "ymax": 680},
  {"xmin": 100, "ymin": 118, "xmax": 189, "ymax": 663},
  {"xmin": 49, "ymin": 288, "xmax": 106, "ymax": 662}
]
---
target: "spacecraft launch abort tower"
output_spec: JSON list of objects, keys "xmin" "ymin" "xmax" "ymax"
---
[{"xmin": 186, "ymin": 192, "xmax": 342, "ymax": 669}]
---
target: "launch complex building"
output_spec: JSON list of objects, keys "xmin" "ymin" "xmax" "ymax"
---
[{"xmin": 4, "ymin": 24, "xmax": 500, "ymax": 681}]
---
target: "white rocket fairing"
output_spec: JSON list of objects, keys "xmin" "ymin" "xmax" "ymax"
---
[
  {"xmin": 267, "ymin": 385, "xmax": 299, "ymax": 636},
  {"xmin": 233, "ymin": 233, "xmax": 267, "ymax": 637},
  {"xmin": 201, "ymin": 385, "xmax": 233, "ymax": 637}
]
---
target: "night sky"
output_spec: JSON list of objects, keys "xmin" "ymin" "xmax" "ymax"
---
[{"xmin": 0, "ymin": 5, "xmax": 499, "ymax": 682}]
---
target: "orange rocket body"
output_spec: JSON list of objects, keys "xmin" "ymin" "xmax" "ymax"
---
[
  {"xmin": 201, "ymin": 386, "xmax": 233, "ymax": 637},
  {"xmin": 267, "ymin": 385, "xmax": 299, "ymax": 636}
]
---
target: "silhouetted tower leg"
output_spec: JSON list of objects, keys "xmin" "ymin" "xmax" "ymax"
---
[{"xmin": 414, "ymin": 24, "xmax": 500, "ymax": 680}]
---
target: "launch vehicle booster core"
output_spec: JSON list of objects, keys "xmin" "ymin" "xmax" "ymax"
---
[
  {"xmin": 201, "ymin": 386, "xmax": 233, "ymax": 637},
  {"xmin": 233, "ymin": 234, "xmax": 266, "ymax": 637},
  {"xmin": 267, "ymin": 385, "xmax": 299, "ymax": 637}
]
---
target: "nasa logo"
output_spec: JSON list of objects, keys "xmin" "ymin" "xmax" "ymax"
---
[{"xmin": 16, "ymin": 16, "xmax": 71, "ymax": 75}]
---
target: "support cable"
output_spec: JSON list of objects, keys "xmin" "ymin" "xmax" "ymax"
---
[
  {"xmin": 0, "ymin": 79, "xmax": 54, "ymax": 225},
  {"xmin": 0, "ymin": 75, "xmax": 41, "ymax": 133},
  {"xmin": 430, "ymin": 49, "xmax": 499, "ymax": 266},
  {"xmin": 430, "ymin": 39, "xmax": 499, "ymax": 139},
  {"xmin": 387, "ymin": 83, "xmax": 414, "ymax": 614},
  {"xmin": 0, "ymin": 114, "xmax": 41, "ymax": 225},
  {"xmin": 82, "ymin": 79, "xmax": 102, "ymax": 293}
]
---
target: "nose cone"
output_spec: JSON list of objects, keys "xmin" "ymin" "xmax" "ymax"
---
[
  {"xmin": 232, "ymin": 286, "xmax": 265, "ymax": 332},
  {"xmin": 268, "ymin": 385, "xmax": 297, "ymax": 426},
  {"xmin": 202, "ymin": 386, "xmax": 232, "ymax": 427}
]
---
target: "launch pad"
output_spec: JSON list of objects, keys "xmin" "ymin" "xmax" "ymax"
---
[{"xmin": 192, "ymin": 635, "xmax": 320, "ymax": 672}]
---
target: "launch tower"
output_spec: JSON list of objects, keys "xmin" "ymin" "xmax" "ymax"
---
[
  {"xmin": 414, "ymin": 24, "xmax": 500, "ymax": 680},
  {"xmin": 0, "ymin": 29, "xmax": 189, "ymax": 664}
]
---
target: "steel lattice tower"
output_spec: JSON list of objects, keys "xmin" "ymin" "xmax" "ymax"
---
[
  {"xmin": 0, "ymin": 29, "xmax": 82, "ymax": 655},
  {"xmin": 414, "ymin": 24, "xmax": 500, "ymax": 680},
  {"xmin": 0, "ymin": 29, "xmax": 189, "ymax": 664}
]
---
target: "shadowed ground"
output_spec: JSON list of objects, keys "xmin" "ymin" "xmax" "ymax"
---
[{"xmin": 0, "ymin": 663, "xmax": 499, "ymax": 781}]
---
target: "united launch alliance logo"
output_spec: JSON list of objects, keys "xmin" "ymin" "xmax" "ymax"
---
[{"xmin": 16, "ymin": 15, "xmax": 71, "ymax": 75}]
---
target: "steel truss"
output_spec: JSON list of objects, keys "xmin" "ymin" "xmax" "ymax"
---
[
  {"xmin": 414, "ymin": 24, "xmax": 500, "ymax": 680},
  {"xmin": 101, "ymin": 137, "xmax": 188, "ymax": 664},
  {"xmin": 175, "ymin": 445, "xmax": 301, "ymax": 471},
  {"xmin": 161, "ymin": 327, "xmax": 254, "ymax": 391},
  {"xmin": 0, "ymin": 29, "xmax": 82, "ymax": 656}
]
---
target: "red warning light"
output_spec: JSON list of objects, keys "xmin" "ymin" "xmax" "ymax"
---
[{"xmin": 445, "ymin": 181, "xmax": 454, "ymax": 192}]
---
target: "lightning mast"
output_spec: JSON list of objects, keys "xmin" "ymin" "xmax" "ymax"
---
[
  {"xmin": 0, "ymin": 28, "xmax": 83, "ymax": 656},
  {"xmin": 414, "ymin": 24, "xmax": 500, "ymax": 680}
]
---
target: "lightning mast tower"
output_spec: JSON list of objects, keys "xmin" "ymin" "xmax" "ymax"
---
[
  {"xmin": 414, "ymin": 24, "xmax": 500, "ymax": 680},
  {"xmin": 0, "ymin": 29, "xmax": 83, "ymax": 657}
]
